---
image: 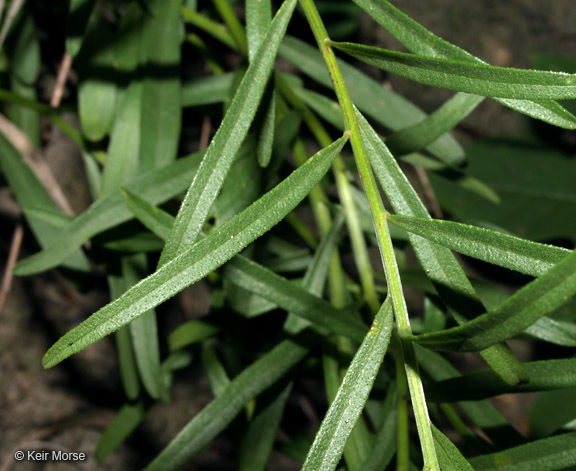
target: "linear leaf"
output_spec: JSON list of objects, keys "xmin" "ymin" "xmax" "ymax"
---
[
  {"xmin": 385, "ymin": 93, "xmax": 481, "ymax": 157},
  {"xmin": 239, "ymin": 383, "xmax": 291, "ymax": 471},
  {"xmin": 302, "ymin": 299, "xmax": 393, "ymax": 471},
  {"xmin": 139, "ymin": 0, "xmax": 182, "ymax": 171},
  {"xmin": 427, "ymin": 359, "xmax": 576, "ymax": 402},
  {"xmin": 246, "ymin": 0, "xmax": 272, "ymax": 62},
  {"xmin": 432, "ymin": 425, "xmax": 474, "ymax": 471},
  {"xmin": 122, "ymin": 255, "xmax": 167, "ymax": 401},
  {"xmin": 41, "ymin": 136, "xmax": 346, "ymax": 368},
  {"xmin": 350, "ymin": 0, "xmax": 576, "ymax": 129},
  {"xmin": 416, "ymin": 345, "xmax": 524, "ymax": 446},
  {"xmin": 14, "ymin": 151, "xmax": 204, "ymax": 276},
  {"xmin": 356, "ymin": 110, "xmax": 526, "ymax": 385},
  {"xmin": 95, "ymin": 400, "xmax": 145, "ymax": 463},
  {"xmin": 469, "ymin": 432, "xmax": 576, "ymax": 471},
  {"xmin": 108, "ymin": 274, "xmax": 141, "ymax": 400},
  {"xmin": 332, "ymin": 41, "xmax": 576, "ymax": 101},
  {"xmin": 181, "ymin": 73, "xmax": 234, "ymax": 107},
  {"xmin": 146, "ymin": 334, "xmax": 314, "ymax": 470},
  {"xmin": 279, "ymin": 35, "xmax": 464, "ymax": 164},
  {"xmin": 168, "ymin": 320, "xmax": 220, "ymax": 351},
  {"xmin": 77, "ymin": 12, "xmax": 119, "ymax": 142},
  {"xmin": 159, "ymin": 0, "xmax": 297, "ymax": 266},
  {"xmin": 388, "ymin": 215, "xmax": 571, "ymax": 277},
  {"xmin": 0, "ymin": 133, "xmax": 89, "ymax": 271},
  {"xmin": 524, "ymin": 318, "xmax": 576, "ymax": 347},
  {"xmin": 410, "ymin": 250, "xmax": 576, "ymax": 352},
  {"xmin": 101, "ymin": 81, "xmax": 142, "ymax": 196},
  {"xmin": 225, "ymin": 255, "xmax": 366, "ymax": 343},
  {"xmin": 122, "ymin": 189, "xmax": 355, "ymax": 341}
]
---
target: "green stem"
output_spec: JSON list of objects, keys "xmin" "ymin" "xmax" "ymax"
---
[
  {"xmin": 277, "ymin": 74, "xmax": 380, "ymax": 313},
  {"xmin": 298, "ymin": 1, "xmax": 439, "ymax": 469}
]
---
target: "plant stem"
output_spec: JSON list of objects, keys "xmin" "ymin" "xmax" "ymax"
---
[{"xmin": 298, "ymin": 1, "xmax": 440, "ymax": 469}]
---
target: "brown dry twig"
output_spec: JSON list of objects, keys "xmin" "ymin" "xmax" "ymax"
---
[{"xmin": 0, "ymin": 223, "xmax": 23, "ymax": 315}]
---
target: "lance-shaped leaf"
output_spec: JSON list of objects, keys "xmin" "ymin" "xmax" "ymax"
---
[
  {"xmin": 139, "ymin": 0, "xmax": 182, "ymax": 171},
  {"xmin": 147, "ymin": 333, "xmax": 314, "ymax": 470},
  {"xmin": 427, "ymin": 359, "xmax": 576, "ymax": 402},
  {"xmin": 331, "ymin": 41, "xmax": 576, "ymax": 101},
  {"xmin": 432, "ymin": 425, "xmax": 474, "ymax": 471},
  {"xmin": 279, "ymin": 35, "xmax": 464, "ymax": 165},
  {"xmin": 159, "ymin": 0, "xmax": 297, "ymax": 266},
  {"xmin": 0, "ymin": 133, "xmax": 89, "ymax": 271},
  {"xmin": 385, "ymin": 93, "xmax": 481, "ymax": 157},
  {"xmin": 181, "ymin": 73, "xmax": 234, "ymax": 107},
  {"xmin": 95, "ymin": 400, "xmax": 145, "ymax": 463},
  {"xmin": 469, "ymin": 432, "xmax": 576, "ymax": 471},
  {"xmin": 388, "ymin": 215, "xmax": 571, "ymax": 277},
  {"xmin": 246, "ymin": 0, "xmax": 271, "ymax": 62},
  {"xmin": 350, "ymin": 0, "xmax": 576, "ymax": 129},
  {"xmin": 121, "ymin": 189, "xmax": 358, "ymax": 341},
  {"xmin": 224, "ymin": 255, "xmax": 366, "ymax": 343},
  {"xmin": 302, "ymin": 299, "xmax": 393, "ymax": 471},
  {"xmin": 13, "ymin": 151, "xmax": 204, "ymax": 276},
  {"xmin": 356, "ymin": 110, "xmax": 526, "ymax": 385},
  {"xmin": 410, "ymin": 250, "xmax": 576, "ymax": 352},
  {"xmin": 41, "ymin": 135, "xmax": 346, "ymax": 368}
]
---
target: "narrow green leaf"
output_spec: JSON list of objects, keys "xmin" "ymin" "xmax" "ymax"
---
[
  {"xmin": 385, "ymin": 93, "xmax": 481, "ymax": 157},
  {"xmin": 146, "ymin": 334, "xmax": 314, "ymax": 470},
  {"xmin": 0, "ymin": 133, "xmax": 89, "ymax": 272},
  {"xmin": 77, "ymin": 12, "xmax": 119, "ymax": 142},
  {"xmin": 109, "ymin": 273, "xmax": 141, "ymax": 400},
  {"xmin": 181, "ymin": 73, "xmax": 234, "ymax": 107},
  {"xmin": 350, "ymin": 0, "xmax": 576, "ymax": 129},
  {"xmin": 302, "ymin": 299, "xmax": 393, "ymax": 471},
  {"xmin": 168, "ymin": 320, "xmax": 220, "ymax": 351},
  {"xmin": 139, "ymin": 0, "xmax": 182, "ymax": 171},
  {"xmin": 95, "ymin": 401, "xmax": 145, "ymax": 463},
  {"xmin": 411, "ymin": 250, "xmax": 576, "ymax": 352},
  {"xmin": 14, "ymin": 151, "xmax": 204, "ymax": 276},
  {"xmin": 529, "ymin": 387, "xmax": 576, "ymax": 438},
  {"xmin": 122, "ymin": 189, "xmax": 350, "ymax": 340},
  {"xmin": 416, "ymin": 345, "xmax": 525, "ymax": 447},
  {"xmin": 238, "ymin": 383, "xmax": 292, "ymax": 471},
  {"xmin": 101, "ymin": 81, "xmax": 142, "ymax": 196},
  {"xmin": 332, "ymin": 41, "xmax": 576, "ymax": 101},
  {"xmin": 202, "ymin": 341, "xmax": 230, "ymax": 397},
  {"xmin": 388, "ymin": 215, "xmax": 570, "ymax": 277},
  {"xmin": 41, "ymin": 136, "xmax": 346, "ymax": 368},
  {"xmin": 283, "ymin": 211, "xmax": 345, "ymax": 334},
  {"xmin": 159, "ymin": 0, "xmax": 297, "ymax": 266},
  {"xmin": 66, "ymin": 0, "xmax": 97, "ymax": 57},
  {"xmin": 356, "ymin": 110, "xmax": 526, "ymax": 385},
  {"xmin": 427, "ymin": 359, "xmax": 576, "ymax": 402},
  {"xmin": 225, "ymin": 255, "xmax": 366, "ymax": 343},
  {"xmin": 429, "ymin": 138, "xmax": 576, "ymax": 242},
  {"xmin": 122, "ymin": 255, "xmax": 167, "ymax": 401},
  {"xmin": 121, "ymin": 188, "xmax": 174, "ymax": 241},
  {"xmin": 256, "ymin": 88, "xmax": 276, "ymax": 168},
  {"xmin": 8, "ymin": 14, "xmax": 41, "ymax": 145},
  {"xmin": 524, "ymin": 318, "xmax": 576, "ymax": 347},
  {"xmin": 360, "ymin": 386, "xmax": 397, "ymax": 471},
  {"xmin": 470, "ymin": 432, "xmax": 576, "ymax": 471},
  {"xmin": 246, "ymin": 0, "xmax": 272, "ymax": 62},
  {"xmin": 114, "ymin": 327, "xmax": 141, "ymax": 400},
  {"xmin": 431, "ymin": 425, "xmax": 474, "ymax": 471},
  {"xmin": 279, "ymin": 35, "xmax": 464, "ymax": 164}
]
